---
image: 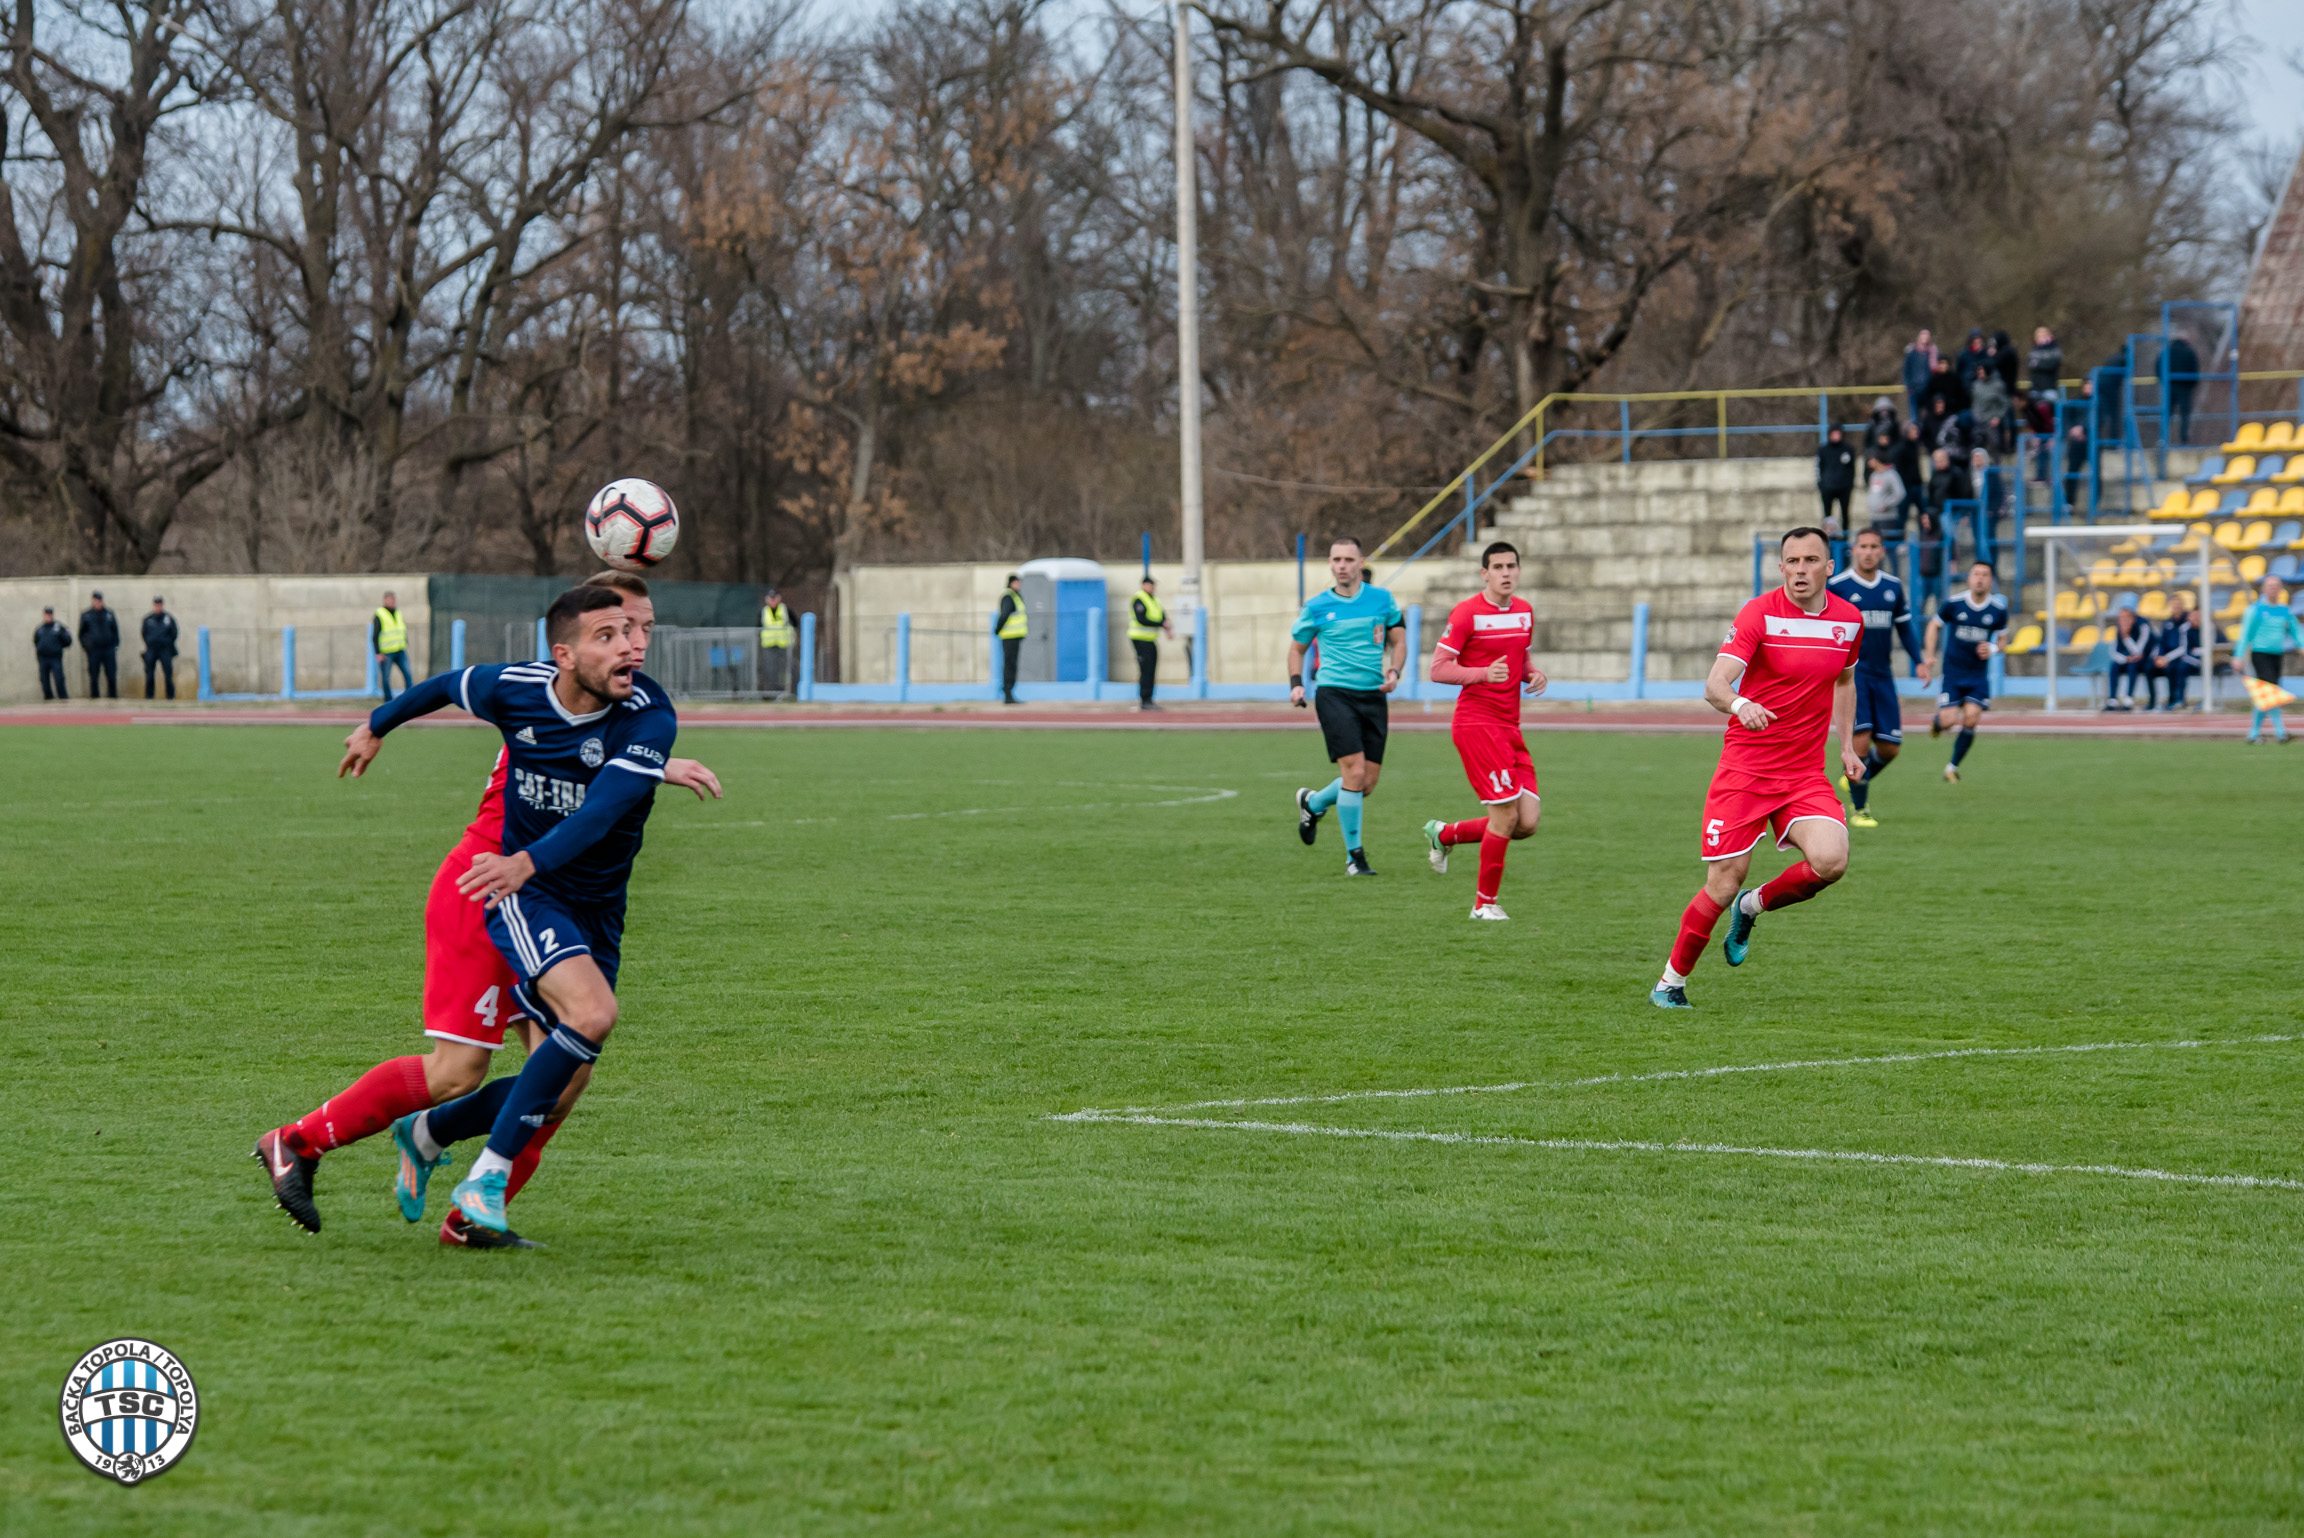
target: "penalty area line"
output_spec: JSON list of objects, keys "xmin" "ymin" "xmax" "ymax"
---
[
  {"xmin": 1057, "ymin": 1112, "xmax": 2304, "ymax": 1194},
  {"xmin": 1052, "ymin": 1034, "xmax": 2304, "ymax": 1119}
]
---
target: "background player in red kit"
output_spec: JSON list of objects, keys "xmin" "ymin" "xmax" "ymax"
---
[
  {"xmin": 1652, "ymin": 527, "xmax": 1866, "ymax": 1008},
  {"xmin": 255, "ymin": 573, "xmax": 720, "ymax": 1243},
  {"xmin": 1423, "ymin": 542, "xmax": 1548, "ymax": 920}
]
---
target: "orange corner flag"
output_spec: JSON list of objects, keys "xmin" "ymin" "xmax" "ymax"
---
[{"xmin": 2243, "ymin": 675, "xmax": 2296, "ymax": 710}]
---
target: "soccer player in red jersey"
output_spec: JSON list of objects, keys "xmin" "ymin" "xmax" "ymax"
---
[
  {"xmin": 1421, "ymin": 542, "xmax": 1548, "ymax": 920},
  {"xmin": 1652, "ymin": 527, "xmax": 1867, "ymax": 1008},
  {"xmin": 254, "ymin": 573, "xmax": 721, "ymax": 1245}
]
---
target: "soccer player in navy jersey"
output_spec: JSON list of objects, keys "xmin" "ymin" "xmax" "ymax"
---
[
  {"xmin": 1925, "ymin": 561, "xmax": 2009, "ymax": 783},
  {"xmin": 336, "ymin": 584, "xmax": 677, "ymax": 1237},
  {"xmin": 1825, "ymin": 528, "xmax": 1928, "ymax": 826}
]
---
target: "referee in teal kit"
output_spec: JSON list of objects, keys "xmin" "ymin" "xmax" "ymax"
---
[{"xmin": 1287, "ymin": 535, "xmax": 1406, "ymax": 877}]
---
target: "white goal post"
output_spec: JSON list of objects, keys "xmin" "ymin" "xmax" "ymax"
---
[{"xmin": 2028, "ymin": 524, "xmax": 2229, "ymax": 714}]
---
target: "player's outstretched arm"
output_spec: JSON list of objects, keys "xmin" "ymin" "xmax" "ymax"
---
[
  {"xmin": 340, "ymin": 669, "xmax": 470, "ymax": 776},
  {"xmin": 663, "ymin": 757, "xmax": 723, "ymax": 800},
  {"xmin": 1427, "ymin": 645, "xmax": 1498, "ymax": 686}
]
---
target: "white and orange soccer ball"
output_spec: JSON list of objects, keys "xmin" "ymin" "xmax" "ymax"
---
[{"xmin": 583, "ymin": 478, "xmax": 680, "ymax": 571}]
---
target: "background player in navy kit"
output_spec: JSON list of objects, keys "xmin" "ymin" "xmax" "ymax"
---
[
  {"xmin": 1924, "ymin": 561, "xmax": 2008, "ymax": 782},
  {"xmin": 337, "ymin": 585, "xmax": 676, "ymax": 1236},
  {"xmin": 1826, "ymin": 528, "xmax": 1928, "ymax": 826}
]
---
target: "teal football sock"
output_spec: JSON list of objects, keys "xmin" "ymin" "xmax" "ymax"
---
[
  {"xmin": 1338, "ymin": 788, "xmax": 1364, "ymax": 850},
  {"xmin": 1307, "ymin": 777, "xmax": 1342, "ymax": 814}
]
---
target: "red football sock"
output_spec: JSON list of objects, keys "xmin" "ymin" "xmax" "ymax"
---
[
  {"xmin": 1668, "ymin": 890, "xmax": 1726, "ymax": 976},
  {"xmin": 506, "ymin": 1119, "xmax": 562, "ymax": 1204},
  {"xmin": 1476, "ymin": 830, "xmax": 1509, "ymax": 904},
  {"xmin": 287, "ymin": 1054, "xmax": 431, "ymax": 1156},
  {"xmin": 1758, "ymin": 860, "xmax": 1831, "ymax": 911},
  {"xmin": 1441, "ymin": 818, "xmax": 1489, "ymax": 846}
]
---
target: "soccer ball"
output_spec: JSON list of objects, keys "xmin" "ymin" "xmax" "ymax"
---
[{"xmin": 583, "ymin": 478, "xmax": 679, "ymax": 571}]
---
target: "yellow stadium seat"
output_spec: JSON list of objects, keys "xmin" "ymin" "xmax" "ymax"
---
[
  {"xmin": 2214, "ymin": 520, "xmax": 2243, "ymax": 547},
  {"xmin": 2150, "ymin": 489, "xmax": 2190, "ymax": 518},
  {"xmin": 2209, "ymin": 560, "xmax": 2238, "ymax": 585},
  {"xmin": 2005, "ymin": 624, "xmax": 2043, "ymax": 655},
  {"xmin": 2175, "ymin": 588, "xmax": 2198, "ymax": 610},
  {"xmin": 2266, "ymin": 423, "xmax": 2299, "ymax": 451},
  {"xmin": 2238, "ymin": 520, "xmax": 2273, "ymax": 550},
  {"xmin": 2246, "ymin": 489, "xmax": 2280, "ymax": 515},
  {"xmin": 2108, "ymin": 537, "xmax": 2143, "ymax": 555},
  {"xmin": 2086, "ymin": 559, "xmax": 2117, "ymax": 585},
  {"xmin": 2281, "ymin": 488, "xmax": 2304, "ymax": 514},
  {"xmin": 2116, "ymin": 558, "xmax": 2147, "ymax": 584},
  {"xmin": 2191, "ymin": 490, "xmax": 2224, "ymax": 513},
  {"xmin": 2222, "ymin": 422, "xmax": 2267, "ymax": 453},
  {"xmin": 2053, "ymin": 590, "xmax": 2082, "ymax": 620},
  {"xmin": 2070, "ymin": 624, "xmax": 2100, "ymax": 650},
  {"xmin": 2214, "ymin": 457, "xmax": 2257, "ymax": 485},
  {"xmin": 2140, "ymin": 590, "xmax": 2170, "ymax": 619},
  {"xmin": 2241, "ymin": 554, "xmax": 2268, "ymax": 583},
  {"xmin": 2219, "ymin": 591, "xmax": 2249, "ymax": 619},
  {"xmin": 2275, "ymin": 458, "xmax": 2304, "ymax": 484}
]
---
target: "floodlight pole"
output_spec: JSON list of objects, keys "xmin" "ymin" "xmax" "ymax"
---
[{"xmin": 1173, "ymin": 0, "xmax": 1205, "ymax": 645}]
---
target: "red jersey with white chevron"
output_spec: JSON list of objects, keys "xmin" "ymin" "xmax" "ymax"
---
[
  {"xmin": 1716, "ymin": 589, "xmax": 1864, "ymax": 780},
  {"xmin": 462, "ymin": 746, "xmax": 509, "ymax": 845},
  {"xmin": 1437, "ymin": 594, "xmax": 1535, "ymax": 726}
]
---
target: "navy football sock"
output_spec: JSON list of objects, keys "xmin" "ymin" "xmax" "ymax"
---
[
  {"xmin": 423, "ymin": 1076, "xmax": 516, "ymax": 1148},
  {"xmin": 1950, "ymin": 727, "xmax": 1976, "ymax": 766},
  {"xmin": 1850, "ymin": 750, "xmax": 1880, "ymax": 809},
  {"xmin": 484, "ymin": 1026, "xmax": 600, "ymax": 1162}
]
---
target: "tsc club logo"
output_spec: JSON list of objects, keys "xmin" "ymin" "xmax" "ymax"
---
[
  {"xmin": 59, "ymin": 1338, "xmax": 198, "ymax": 1485},
  {"xmin": 579, "ymin": 736, "xmax": 606, "ymax": 767}
]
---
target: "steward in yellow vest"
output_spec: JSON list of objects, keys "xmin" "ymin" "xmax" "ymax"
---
[
  {"xmin": 996, "ymin": 575, "xmax": 1026, "ymax": 704},
  {"xmin": 1128, "ymin": 578, "xmax": 1171, "ymax": 712},
  {"xmin": 372, "ymin": 590, "xmax": 413, "ymax": 701},
  {"xmin": 759, "ymin": 598, "xmax": 794, "ymax": 648}
]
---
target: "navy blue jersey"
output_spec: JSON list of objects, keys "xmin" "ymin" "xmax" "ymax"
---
[
  {"xmin": 1826, "ymin": 570, "xmax": 1923, "ymax": 674},
  {"xmin": 1935, "ymin": 592, "xmax": 2009, "ymax": 671},
  {"xmin": 369, "ymin": 662, "xmax": 678, "ymax": 908}
]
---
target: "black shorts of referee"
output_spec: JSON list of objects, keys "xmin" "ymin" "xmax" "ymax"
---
[{"xmin": 1314, "ymin": 686, "xmax": 1388, "ymax": 764}]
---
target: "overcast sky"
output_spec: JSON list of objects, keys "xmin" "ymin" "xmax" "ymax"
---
[{"xmin": 2233, "ymin": 0, "xmax": 2304, "ymax": 148}]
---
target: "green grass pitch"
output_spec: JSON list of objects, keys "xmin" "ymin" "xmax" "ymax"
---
[{"xmin": 3, "ymin": 719, "xmax": 2301, "ymax": 1534}]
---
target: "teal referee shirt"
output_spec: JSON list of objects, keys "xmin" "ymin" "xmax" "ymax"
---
[{"xmin": 1291, "ymin": 583, "xmax": 1405, "ymax": 690}]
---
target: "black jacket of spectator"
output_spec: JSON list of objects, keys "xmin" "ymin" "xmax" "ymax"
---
[
  {"xmin": 2027, "ymin": 340, "xmax": 2062, "ymax": 396},
  {"xmin": 79, "ymin": 607, "xmax": 119, "ymax": 654},
  {"xmin": 34, "ymin": 619, "xmax": 71, "ymax": 658},
  {"xmin": 1928, "ymin": 459, "xmax": 1972, "ymax": 509},
  {"xmin": 2157, "ymin": 614, "xmax": 2200, "ymax": 666},
  {"xmin": 1816, "ymin": 436, "xmax": 1857, "ymax": 492},
  {"xmin": 142, "ymin": 611, "xmax": 179, "ymax": 660},
  {"xmin": 1954, "ymin": 334, "xmax": 1993, "ymax": 388},
  {"xmin": 2162, "ymin": 337, "xmax": 2200, "ymax": 392},
  {"xmin": 1916, "ymin": 366, "xmax": 1969, "ymax": 420},
  {"xmin": 2108, "ymin": 612, "xmax": 2153, "ymax": 662},
  {"xmin": 1991, "ymin": 331, "xmax": 2019, "ymax": 393},
  {"xmin": 1889, "ymin": 428, "xmax": 1924, "ymax": 491}
]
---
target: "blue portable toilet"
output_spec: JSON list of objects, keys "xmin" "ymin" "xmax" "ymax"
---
[{"xmin": 1016, "ymin": 558, "xmax": 1109, "ymax": 683}]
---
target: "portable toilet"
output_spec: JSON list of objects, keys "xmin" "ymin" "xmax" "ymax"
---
[{"xmin": 1015, "ymin": 558, "xmax": 1109, "ymax": 683}]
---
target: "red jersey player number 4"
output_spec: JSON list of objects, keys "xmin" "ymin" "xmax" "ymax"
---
[{"xmin": 1652, "ymin": 527, "xmax": 1866, "ymax": 1010}]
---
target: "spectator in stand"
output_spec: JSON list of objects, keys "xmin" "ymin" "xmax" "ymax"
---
[
  {"xmin": 1868, "ymin": 396, "xmax": 1900, "ymax": 439},
  {"xmin": 1991, "ymin": 330, "xmax": 2019, "ymax": 395},
  {"xmin": 1917, "ymin": 354, "xmax": 1969, "ymax": 420},
  {"xmin": 1902, "ymin": 329, "xmax": 1939, "ymax": 422},
  {"xmin": 2104, "ymin": 604, "xmax": 2152, "ymax": 712},
  {"xmin": 2152, "ymin": 597, "xmax": 2201, "ymax": 709},
  {"xmin": 2026, "ymin": 327, "xmax": 2063, "ymax": 399},
  {"xmin": 1816, "ymin": 425, "xmax": 1857, "ymax": 533},
  {"xmin": 1864, "ymin": 452, "xmax": 1904, "ymax": 533},
  {"xmin": 2062, "ymin": 417, "xmax": 2091, "ymax": 513},
  {"xmin": 1892, "ymin": 421, "xmax": 1927, "ymax": 528},
  {"xmin": 1913, "ymin": 498, "xmax": 1947, "ymax": 608},
  {"xmin": 141, "ymin": 595, "xmax": 178, "ymax": 699},
  {"xmin": 2236, "ymin": 576, "xmax": 2298, "ymax": 743},
  {"xmin": 78, "ymin": 591, "xmax": 119, "ymax": 699},
  {"xmin": 2095, "ymin": 350, "xmax": 2129, "ymax": 442},
  {"xmin": 2161, "ymin": 332, "xmax": 2200, "ymax": 447},
  {"xmin": 1954, "ymin": 329, "xmax": 1994, "ymax": 390},
  {"xmin": 1969, "ymin": 369, "xmax": 2011, "ymax": 452},
  {"xmin": 33, "ymin": 605, "xmax": 71, "ymax": 700}
]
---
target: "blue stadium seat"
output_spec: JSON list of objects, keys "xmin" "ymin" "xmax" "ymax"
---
[
  {"xmin": 2187, "ymin": 455, "xmax": 2226, "ymax": 486},
  {"xmin": 2255, "ymin": 455, "xmax": 2285, "ymax": 482},
  {"xmin": 2273, "ymin": 519, "xmax": 2303, "ymax": 547},
  {"xmin": 2220, "ymin": 489, "xmax": 2250, "ymax": 512},
  {"xmin": 2273, "ymin": 553, "xmax": 2300, "ymax": 582}
]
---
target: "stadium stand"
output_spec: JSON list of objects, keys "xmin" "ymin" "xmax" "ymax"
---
[
  {"xmin": 2224, "ymin": 422, "xmax": 2266, "ymax": 453},
  {"xmin": 2188, "ymin": 456, "xmax": 2225, "ymax": 485}
]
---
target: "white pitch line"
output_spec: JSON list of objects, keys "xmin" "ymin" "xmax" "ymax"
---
[
  {"xmin": 1050, "ymin": 1034, "xmax": 2304, "ymax": 1121},
  {"xmin": 1060, "ymin": 1112, "xmax": 2304, "ymax": 1193}
]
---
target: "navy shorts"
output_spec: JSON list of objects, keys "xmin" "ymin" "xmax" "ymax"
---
[
  {"xmin": 1853, "ymin": 670, "xmax": 1902, "ymax": 743},
  {"xmin": 486, "ymin": 886, "xmax": 624, "ymax": 1024},
  {"xmin": 1939, "ymin": 669, "xmax": 1992, "ymax": 710}
]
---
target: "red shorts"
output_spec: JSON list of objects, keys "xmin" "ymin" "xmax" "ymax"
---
[
  {"xmin": 1700, "ymin": 770, "xmax": 1844, "ymax": 861},
  {"xmin": 421, "ymin": 832, "xmax": 529, "ymax": 1049},
  {"xmin": 1453, "ymin": 720, "xmax": 1539, "ymax": 804}
]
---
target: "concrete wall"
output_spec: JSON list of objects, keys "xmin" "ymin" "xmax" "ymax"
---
[
  {"xmin": 2, "ymin": 574, "xmax": 431, "ymax": 701},
  {"xmin": 833, "ymin": 556, "xmax": 1482, "ymax": 686}
]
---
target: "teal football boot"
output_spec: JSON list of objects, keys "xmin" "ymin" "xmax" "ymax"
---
[
  {"xmin": 1650, "ymin": 983, "xmax": 1694, "ymax": 1010},
  {"xmin": 451, "ymin": 1167, "xmax": 511, "ymax": 1234},
  {"xmin": 390, "ymin": 1114, "xmax": 452, "ymax": 1223},
  {"xmin": 1722, "ymin": 890, "xmax": 1760, "ymax": 967}
]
